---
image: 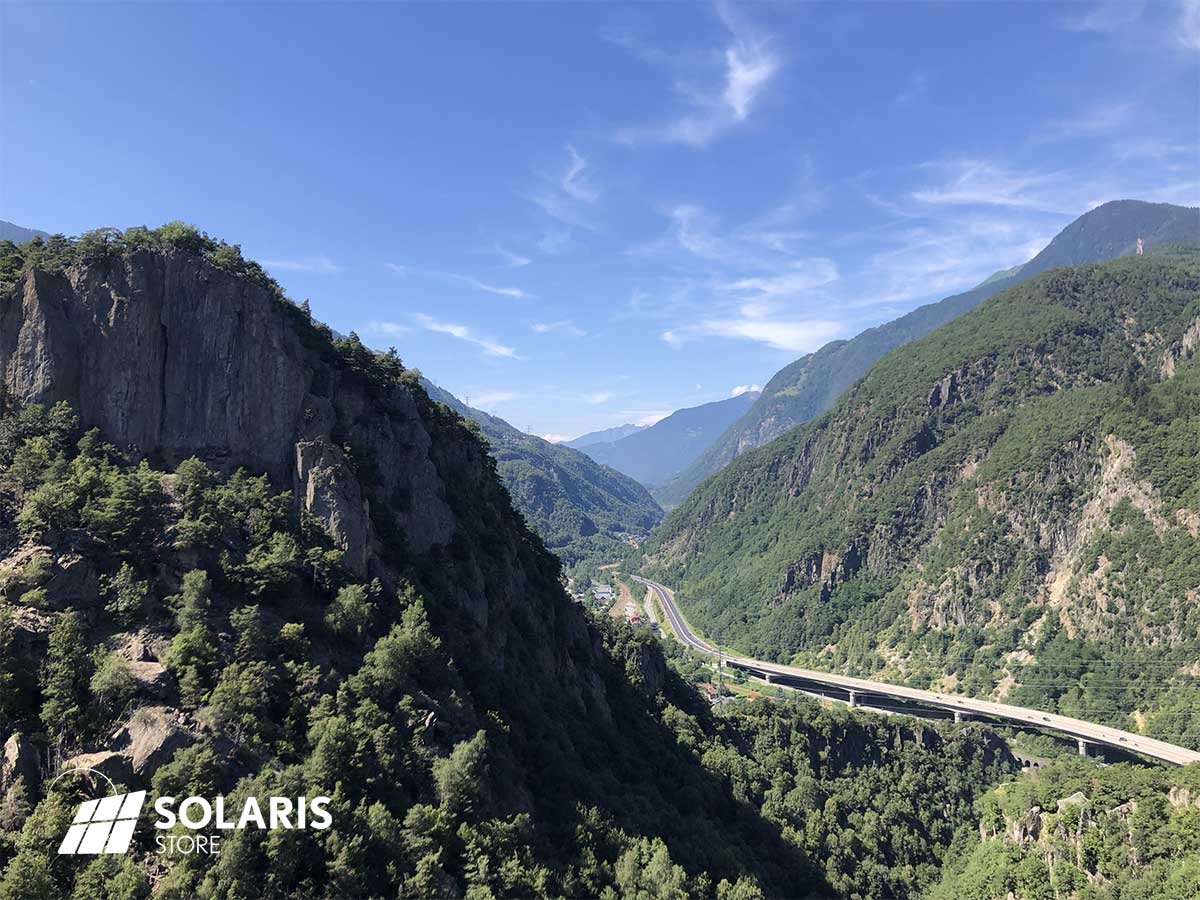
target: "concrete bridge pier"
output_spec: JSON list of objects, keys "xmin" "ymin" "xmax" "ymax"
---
[
  {"xmin": 954, "ymin": 710, "xmax": 969, "ymax": 724},
  {"xmin": 764, "ymin": 673, "xmax": 774, "ymax": 685},
  {"xmin": 1077, "ymin": 738, "xmax": 1091, "ymax": 757},
  {"xmin": 848, "ymin": 690, "xmax": 858, "ymax": 708}
]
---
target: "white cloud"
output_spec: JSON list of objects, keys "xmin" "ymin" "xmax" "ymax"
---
[
  {"xmin": 262, "ymin": 255, "xmax": 344, "ymax": 274},
  {"xmin": 540, "ymin": 433, "xmax": 575, "ymax": 443},
  {"xmin": 471, "ymin": 390, "xmax": 518, "ymax": 407},
  {"xmin": 386, "ymin": 262, "xmax": 532, "ymax": 299},
  {"xmin": 532, "ymin": 320, "xmax": 587, "ymax": 338},
  {"xmin": 1034, "ymin": 102, "xmax": 1133, "ymax": 143},
  {"xmin": 1059, "ymin": 0, "xmax": 1200, "ymax": 51},
  {"xmin": 612, "ymin": 5, "xmax": 781, "ymax": 147},
  {"xmin": 1181, "ymin": 0, "xmax": 1200, "ymax": 48},
  {"xmin": 529, "ymin": 145, "xmax": 601, "ymax": 232},
  {"xmin": 584, "ymin": 390, "xmax": 616, "ymax": 404},
  {"xmin": 635, "ymin": 411, "xmax": 671, "ymax": 426},
  {"xmin": 729, "ymin": 384, "xmax": 762, "ymax": 397},
  {"xmin": 365, "ymin": 320, "xmax": 411, "ymax": 337},
  {"xmin": 910, "ymin": 160, "xmax": 1076, "ymax": 213},
  {"xmin": 691, "ymin": 316, "xmax": 844, "ymax": 353},
  {"xmin": 1059, "ymin": 0, "xmax": 1146, "ymax": 33},
  {"xmin": 494, "ymin": 245, "xmax": 531, "ymax": 268},
  {"xmin": 721, "ymin": 261, "xmax": 840, "ymax": 297},
  {"xmin": 894, "ymin": 72, "xmax": 930, "ymax": 106},
  {"xmin": 561, "ymin": 145, "xmax": 599, "ymax": 203},
  {"xmin": 537, "ymin": 226, "xmax": 572, "ymax": 255},
  {"xmin": 722, "ymin": 37, "xmax": 779, "ymax": 120},
  {"xmin": 412, "ymin": 313, "xmax": 520, "ymax": 359}
]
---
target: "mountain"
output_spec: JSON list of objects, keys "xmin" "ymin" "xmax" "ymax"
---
[
  {"xmin": 0, "ymin": 223, "xmax": 1029, "ymax": 900},
  {"xmin": 419, "ymin": 381, "xmax": 661, "ymax": 575},
  {"xmin": 929, "ymin": 759, "xmax": 1200, "ymax": 899},
  {"xmin": 636, "ymin": 247, "xmax": 1200, "ymax": 746},
  {"xmin": 0, "ymin": 221, "xmax": 48, "ymax": 244},
  {"xmin": 579, "ymin": 391, "xmax": 760, "ymax": 489},
  {"xmin": 655, "ymin": 200, "xmax": 1200, "ymax": 508},
  {"xmin": 565, "ymin": 423, "xmax": 645, "ymax": 449}
]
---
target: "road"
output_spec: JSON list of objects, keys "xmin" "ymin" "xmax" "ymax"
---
[
  {"xmin": 638, "ymin": 582, "xmax": 659, "ymax": 627},
  {"xmin": 631, "ymin": 576, "xmax": 1200, "ymax": 767}
]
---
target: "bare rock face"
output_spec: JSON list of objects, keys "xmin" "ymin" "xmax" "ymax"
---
[
  {"xmin": 128, "ymin": 661, "xmax": 173, "ymax": 700},
  {"xmin": 59, "ymin": 750, "xmax": 132, "ymax": 786},
  {"xmin": 41, "ymin": 552, "xmax": 99, "ymax": 609},
  {"xmin": 0, "ymin": 247, "xmax": 610, "ymax": 719},
  {"xmin": 296, "ymin": 439, "xmax": 373, "ymax": 577},
  {"xmin": 112, "ymin": 706, "xmax": 195, "ymax": 776},
  {"xmin": 1, "ymin": 734, "xmax": 39, "ymax": 795},
  {"xmin": 0, "ymin": 251, "xmax": 458, "ymax": 575},
  {"xmin": 1007, "ymin": 806, "xmax": 1043, "ymax": 844}
]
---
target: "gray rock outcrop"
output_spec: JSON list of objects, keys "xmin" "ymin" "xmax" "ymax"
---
[{"xmin": 0, "ymin": 251, "xmax": 457, "ymax": 578}]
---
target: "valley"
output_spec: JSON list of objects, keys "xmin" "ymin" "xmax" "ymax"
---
[{"xmin": 1, "ymin": 217, "xmax": 1197, "ymax": 900}]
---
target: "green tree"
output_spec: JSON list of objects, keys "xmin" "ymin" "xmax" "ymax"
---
[
  {"xmin": 40, "ymin": 611, "xmax": 93, "ymax": 739},
  {"xmin": 206, "ymin": 660, "xmax": 276, "ymax": 749},
  {"xmin": 89, "ymin": 651, "xmax": 136, "ymax": 715},
  {"xmin": 433, "ymin": 730, "xmax": 488, "ymax": 818},
  {"xmin": 102, "ymin": 563, "xmax": 151, "ymax": 626},
  {"xmin": 325, "ymin": 584, "xmax": 372, "ymax": 642}
]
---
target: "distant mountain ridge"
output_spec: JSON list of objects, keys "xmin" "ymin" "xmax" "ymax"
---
[
  {"xmin": 566, "ymin": 422, "xmax": 645, "ymax": 448},
  {"xmin": 655, "ymin": 200, "xmax": 1200, "ymax": 508},
  {"xmin": 578, "ymin": 390, "xmax": 760, "ymax": 488},
  {"xmin": 0, "ymin": 220, "xmax": 49, "ymax": 243},
  {"xmin": 420, "ymin": 379, "xmax": 662, "ymax": 573}
]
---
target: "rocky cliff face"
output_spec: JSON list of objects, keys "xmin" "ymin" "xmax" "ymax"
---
[
  {"xmin": 2, "ymin": 251, "xmax": 454, "ymax": 570},
  {"xmin": 0, "ymin": 247, "xmax": 620, "ymax": 722}
]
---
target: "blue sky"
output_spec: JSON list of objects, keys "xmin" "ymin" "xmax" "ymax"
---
[{"xmin": 3, "ymin": 1, "xmax": 1197, "ymax": 440}]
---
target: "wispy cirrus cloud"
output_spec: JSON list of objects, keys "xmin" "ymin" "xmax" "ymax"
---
[
  {"xmin": 610, "ymin": 3, "xmax": 781, "ymax": 147},
  {"xmin": 1033, "ymin": 101, "xmax": 1133, "ymax": 144},
  {"xmin": 532, "ymin": 320, "xmax": 587, "ymax": 338},
  {"xmin": 1058, "ymin": 0, "xmax": 1146, "ymax": 33},
  {"xmin": 909, "ymin": 155, "xmax": 1199, "ymax": 217},
  {"xmin": 386, "ymin": 262, "xmax": 533, "ymax": 299},
  {"xmin": 366, "ymin": 320, "xmax": 410, "ymax": 337},
  {"xmin": 633, "ymin": 195, "xmax": 849, "ymax": 353},
  {"xmin": 1057, "ymin": 0, "xmax": 1198, "ymax": 51},
  {"xmin": 411, "ymin": 313, "xmax": 521, "ymax": 359},
  {"xmin": 471, "ymin": 390, "xmax": 519, "ymax": 407},
  {"xmin": 529, "ymin": 144, "xmax": 601, "ymax": 233},
  {"xmin": 894, "ymin": 71, "xmax": 931, "ymax": 106},
  {"xmin": 909, "ymin": 159, "xmax": 1077, "ymax": 213},
  {"xmin": 664, "ymin": 314, "xmax": 843, "ymax": 353},
  {"xmin": 583, "ymin": 390, "xmax": 616, "ymax": 404},
  {"xmin": 1180, "ymin": 0, "xmax": 1200, "ymax": 48},
  {"xmin": 493, "ymin": 244, "xmax": 531, "ymax": 268},
  {"xmin": 262, "ymin": 255, "xmax": 344, "ymax": 274}
]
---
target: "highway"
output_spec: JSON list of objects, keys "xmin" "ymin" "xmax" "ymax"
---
[{"xmin": 631, "ymin": 576, "xmax": 1200, "ymax": 767}]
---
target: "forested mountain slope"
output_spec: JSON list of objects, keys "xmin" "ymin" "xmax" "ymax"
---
[
  {"xmin": 0, "ymin": 225, "xmax": 1019, "ymax": 900},
  {"xmin": 579, "ymin": 391, "xmax": 758, "ymax": 489},
  {"xmin": 636, "ymin": 248, "xmax": 1200, "ymax": 747},
  {"xmin": 928, "ymin": 759, "xmax": 1200, "ymax": 899},
  {"xmin": 420, "ymin": 380, "xmax": 661, "ymax": 575},
  {"xmin": 657, "ymin": 200, "xmax": 1200, "ymax": 508}
]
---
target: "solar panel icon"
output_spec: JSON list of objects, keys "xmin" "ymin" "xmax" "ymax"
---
[{"xmin": 58, "ymin": 790, "xmax": 146, "ymax": 854}]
